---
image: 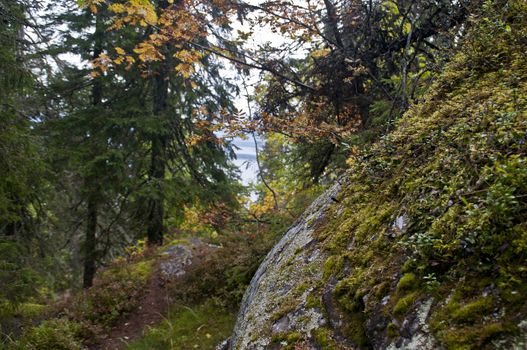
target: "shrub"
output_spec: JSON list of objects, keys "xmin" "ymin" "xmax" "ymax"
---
[
  {"xmin": 11, "ymin": 319, "xmax": 85, "ymax": 350},
  {"xmin": 168, "ymin": 231, "xmax": 279, "ymax": 308},
  {"xmin": 68, "ymin": 260, "xmax": 153, "ymax": 327}
]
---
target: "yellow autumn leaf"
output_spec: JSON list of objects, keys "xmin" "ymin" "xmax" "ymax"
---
[
  {"xmin": 142, "ymin": 6, "xmax": 158, "ymax": 25},
  {"xmin": 175, "ymin": 63, "xmax": 194, "ymax": 78},
  {"xmin": 186, "ymin": 135, "xmax": 203, "ymax": 146},
  {"xmin": 311, "ymin": 48, "xmax": 331, "ymax": 59},
  {"xmin": 108, "ymin": 3, "xmax": 125, "ymax": 13},
  {"xmin": 115, "ymin": 47, "xmax": 126, "ymax": 55},
  {"xmin": 133, "ymin": 42, "xmax": 162, "ymax": 62}
]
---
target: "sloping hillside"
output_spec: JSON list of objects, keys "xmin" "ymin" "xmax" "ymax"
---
[{"xmin": 231, "ymin": 3, "xmax": 527, "ymax": 349}]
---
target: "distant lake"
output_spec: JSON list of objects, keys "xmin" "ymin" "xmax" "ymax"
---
[{"xmin": 230, "ymin": 136, "xmax": 262, "ymax": 187}]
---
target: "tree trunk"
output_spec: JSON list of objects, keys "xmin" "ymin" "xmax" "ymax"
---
[
  {"xmin": 147, "ymin": 136, "xmax": 166, "ymax": 246},
  {"xmin": 82, "ymin": 12, "xmax": 103, "ymax": 288},
  {"xmin": 146, "ymin": 64, "xmax": 168, "ymax": 246},
  {"xmin": 145, "ymin": 0, "xmax": 171, "ymax": 246},
  {"xmin": 83, "ymin": 197, "xmax": 97, "ymax": 288}
]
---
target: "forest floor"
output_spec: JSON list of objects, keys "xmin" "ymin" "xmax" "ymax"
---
[
  {"xmin": 93, "ymin": 271, "xmax": 168, "ymax": 350},
  {"xmin": 91, "ymin": 240, "xmax": 215, "ymax": 350}
]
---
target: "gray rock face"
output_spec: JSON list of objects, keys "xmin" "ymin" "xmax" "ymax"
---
[
  {"xmin": 230, "ymin": 182, "xmax": 342, "ymax": 349},
  {"xmin": 385, "ymin": 299, "xmax": 437, "ymax": 350},
  {"xmin": 230, "ymin": 182, "xmax": 439, "ymax": 350}
]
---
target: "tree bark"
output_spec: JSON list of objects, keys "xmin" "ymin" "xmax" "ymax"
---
[
  {"xmin": 146, "ymin": 133, "xmax": 166, "ymax": 246},
  {"xmin": 146, "ymin": 39, "xmax": 169, "ymax": 246},
  {"xmin": 82, "ymin": 12, "xmax": 103, "ymax": 288},
  {"xmin": 83, "ymin": 196, "xmax": 97, "ymax": 288}
]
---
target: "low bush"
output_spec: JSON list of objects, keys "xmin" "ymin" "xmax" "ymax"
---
[
  {"xmin": 168, "ymin": 229, "xmax": 282, "ymax": 309},
  {"xmin": 67, "ymin": 259, "xmax": 154, "ymax": 327},
  {"xmin": 10, "ymin": 318, "xmax": 86, "ymax": 350}
]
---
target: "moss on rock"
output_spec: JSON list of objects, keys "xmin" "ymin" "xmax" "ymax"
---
[
  {"xmin": 396, "ymin": 273, "xmax": 419, "ymax": 294},
  {"xmin": 393, "ymin": 292, "xmax": 419, "ymax": 317}
]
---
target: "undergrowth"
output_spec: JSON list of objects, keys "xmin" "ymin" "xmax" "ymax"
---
[
  {"xmin": 3, "ymin": 208, "xmax": 290, "ymax": 349},
  {"xmin": 4, "ymin": 250, "xmax": 156, "ymax": 349},
  {"xmin": 127, "ymin": 300, "xmax": 235, "ymax": 350}
]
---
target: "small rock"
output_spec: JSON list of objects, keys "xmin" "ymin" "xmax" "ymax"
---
[
  {"xmin": 215, "ymin": 338, "xmax": 230, "ymax": 350},
  {"xmin": 271, "ymin": 315, "xmax": 290, "ymax": 334},
  {"xmin": 160, "ymin": 244, "xmax": 193, "ymax": 278},
  {"xmin": 393, "ymin": 213, "xmax": 408, "ymax": 232}
]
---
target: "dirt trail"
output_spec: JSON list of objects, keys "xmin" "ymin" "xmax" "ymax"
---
[
  {"xmin": 91, "ymin": 241, "xmax": 213, "ymax": 350},
  {"xmin": 92, "ymin": 271, "xmax": 169, "ymax": 350}
]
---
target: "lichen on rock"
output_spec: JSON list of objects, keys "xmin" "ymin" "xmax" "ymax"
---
[{"xmin": 231, "ymin": 182, "xmax": 342, "ymax": 349}]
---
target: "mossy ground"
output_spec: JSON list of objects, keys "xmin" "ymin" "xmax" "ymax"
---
[
  {"xmin": 5, "ymin": 251, "xmax": 157, "ymax": 350},
  {"xmin": 9, "ymin": 318, "xmax": 87, "ymax": 350},
  {"xmin": 69, "ymin": 257, "xmax": 155, "ymax": 328}
]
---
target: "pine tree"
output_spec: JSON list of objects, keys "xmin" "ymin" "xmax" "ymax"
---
[
  {"xmin": 43, "ymin": 0, "xmax": 242, "ymax": 286},
  {"xmin": 0, "ymin": 0, "xmax": 50, "ymax": 309},
  {"xmin": 0, "ymin": 0, "xmax": 43, "ymax": 236},
  {"xmin": 103, "ymin": 0, "xmax": 243, "ymax": 246},
  {"xmin": 45, "ymin": 2, "xmax": 142, "ymax": 287}
]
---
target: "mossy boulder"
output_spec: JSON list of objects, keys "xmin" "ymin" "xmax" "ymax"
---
[
  {"xmin": 231, "ymin": 3, "xmax": 527, "ymax": 349},
  {"xmin": 231, "ymin": 182, "xmax": 341, "ymax": 349}
]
